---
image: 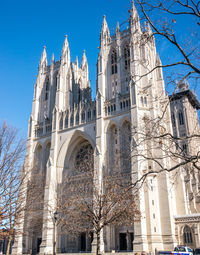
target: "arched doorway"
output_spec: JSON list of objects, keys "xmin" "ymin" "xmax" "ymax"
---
[{"xmin": 59, "ymin": 138, "xmax": 94, "ymax": 253}]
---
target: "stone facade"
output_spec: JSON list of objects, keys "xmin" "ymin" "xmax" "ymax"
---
[{"xmin": 12, "ymin": 2, "xmax": 200, "ymax": 255}]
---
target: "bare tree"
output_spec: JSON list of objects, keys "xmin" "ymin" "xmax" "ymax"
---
[
  {"xmin": 123, "ymin": 0, "xmax": 200, "ymax": 185},
  {"xmin": 135, "ymin": 0, "xmax": 200, "ymax": 82},
  {"xmin": 56, "ymin": 172, "xmax": 140, "ymax": 255},
  {"xmin": 0, "ymin": 122, "xmax": 44, "ymax": 255},
  {"xmin": 0, "ymin": 121, "xmax": 26, "ymax": 255}
]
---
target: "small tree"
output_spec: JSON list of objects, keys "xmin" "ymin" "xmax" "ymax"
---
[
  {"xmin": 58, "ymin": 174, "xmax": 140, "ymax": 255},
  {"xmin": 0, "ymin": 122, "xmax": 25, "ymax": 255},
  {"xmin": 0, "ymin": 122, "xmax": 43, "ymax": 255}
]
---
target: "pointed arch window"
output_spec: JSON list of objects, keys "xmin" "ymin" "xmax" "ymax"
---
[
  {"xmin": 124, "ymin": 44, "xmax": 130, "ymax": 70},
  {"xmin": 172, "ymin": 113, "xmax": 176, "ymax": 127},
  {"xmin": 81, "ymin": 111, "xmax": 85, "ymax": 122},
  {"xmin": 109, "ymin": 125, "xmax": 119, "ymax": 172},
  {"xmin": 183, "ymin": 226, "xmax": 193, "ymax": 244},
  {"xmin": 65, "ymin": 113, "xmax": 69, "ymax": 128},
  {"xmin": 45, "ymin": 80, "xmax": 49, "ymax": 101},
  {"xmin": 75, "ymin": 144, "xmax": 94, "ymax": 173},
  {"xmin": 178, "ymin": 111, "xmax": 184, "ymax": 125},
  {"xmin": 111, "ymin": 49, "xmax": 117, "ymax": 75},
  {"xmin": 59, "ymin": 115, "xmax": 63, "ymax": 130},
  {"xmin": 120, "ymin": 121, "xmax": 131, "ymax": 173}
]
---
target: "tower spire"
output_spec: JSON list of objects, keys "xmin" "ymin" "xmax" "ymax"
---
[
  {"xmin": 129, "ymin": 0, "xmax": 141, "ymax": 33},
  {"xmin": 61, "ymin": 35, "xmax": 70, "ymax": 64},
  {"xmin": 116, "ymin": 21, "xmax": 120, "ymax": 33},
  {"xmin": 81, "ymin": 50, "xmax": 89, "ymax": 81},
  {"xmin": 81, "ymin": 50, "xmax": 88, "ymax": 69},
  {"xmin": 39, "ymin": 46, "xmax": 47, "ymax": 69},
  {"xmin": 51, "ymin": 53, "xmax": 54, "ymax": 64},
  {"xmin": 100, "ymin": 15, "xmax": 110, "ymax": 43},
  {"xmin": 75, "ymin": 56, "xmax": 79, "ymax": 67},
  {"xmin": 131, "ymin": 0, "xmax": 137, "ymax": 15},
  {"xmin": 156, "ymin": 53, "xmax": 162, "ymax": 66}
]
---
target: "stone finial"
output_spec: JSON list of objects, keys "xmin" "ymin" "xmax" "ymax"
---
[
  {"xmin": 61, "ymin": 35, "xmax": 70, "ymax": 59},
  {"xmin": 75, "ymin": 56, "xmax": 79, "ymax": 67},
  {"xmin": 51, "ymin": 53, "xmax": 54, "ymax": 64},
  {"xmin": 116, "ymin": 22, "xmax": 120, "ymax": 33},
  {"xmin": 39, "ymin": 46, "xmax": 47, "ymax": 68},
  {"xmin": 81, "ymin": 50, "xmax": 87, "ymax": 68},
  {"xmin": 100, "ymin": 15, "xmax": 110, "ymax": 41}
]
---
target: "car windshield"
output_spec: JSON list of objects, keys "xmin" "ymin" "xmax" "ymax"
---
[
  {"xmin": 195, "ymin": 249, "xmax": 200, "ymax": 254},
  {"xmin": 175, "ymin": 247, "xmax": 186, "ymax": 252}
]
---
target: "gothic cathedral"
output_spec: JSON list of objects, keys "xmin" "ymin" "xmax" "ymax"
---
[{"xmin": 13, "ymin": 2, "xmax": 200, "ymax": 254}]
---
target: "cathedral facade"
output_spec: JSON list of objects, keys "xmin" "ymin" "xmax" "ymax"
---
[{"xmin": 13, "ymin": 2, "xmax": 200, "ymax": 254}]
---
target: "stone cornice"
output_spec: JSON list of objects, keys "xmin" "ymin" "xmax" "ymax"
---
[{"xmin": 174, "ymin": 214, "xmax": 200, "ymax": 224}]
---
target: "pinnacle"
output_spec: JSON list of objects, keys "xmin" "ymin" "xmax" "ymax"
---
[
  {"xmin": 116, "ymin": 21, "xmax": 120, "ymax": 33},
  {"xmin": 101, "ymin": 14, "xmax": 110, "ymax": 39},
  {"xmin": 51, "ymin": 53, "xmax": 54, "ymax": 63},
  {"xmin": 81, "ymin": 50, "xmax": 88, "ymax": 68},
  {"xmin": 40, "ymin": 45, "xmax": 47, "ymax": 67},
  {"xmin": 61, "ymin": 34, "xmax": 70, "ymax": 59}
]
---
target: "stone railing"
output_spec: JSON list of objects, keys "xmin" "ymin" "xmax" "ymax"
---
[
  {"xmin": 104, "ymin": 94, "xmax": 131, "ymax": 117},
  {"xmin": 58, "ymin": 101, "xmax": 96, "ymax": 131},
  {"xmin": 35, "ymin": 120, "xmax": 52, "ymax": 138}
]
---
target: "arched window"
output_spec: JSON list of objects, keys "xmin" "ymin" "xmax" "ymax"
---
[
  {"xmin": 111, "ymin": 49, "xmax": 117, "ymax": 75},
  {"xmin": 75, "ymin": 144, "xmax": 94, "ymax": 173},
  {"xmin": 108, "ymin": 125, "xmax": 119, "ymax": 173},
  {"xmin": 87, "ymin": 110, "xmax": 91, "ymax": 120},
  {"xmin": 70, "ymin": 114, "xmax": 74, "ymax": 126},
  {"xmin": 179, "ymin": 111, "xmax": 184, "ymax": 125},
  {"xmin": 124, "ymin": 44, "xmax": 130, "ymax": 70},
  {"xmin": 78, "ymin": 87, "xmax": 81, "ymax": 103},
  {"xmin": 76, "ymin": 113, "xmax": 79, "ymax": 124},
  {"xmin": 141, "ymin": 97, "xmax": 144, "ymax": 106},
  {"xmin": 65, "ymin": 113, "xmax": 68, "ymax": 128},
  {"xmin": 81, "ymin": 111, "xmax": 85, "ymax": 122},
  {"xmin": 183, "ymin": 226, "xmax": 193, "ymax": 244},
  {"xmin": 120, "ymin": 121, "xmax": 131, "ymax": 173},
  {"xmin": 172, "ymin": 113, "xmax": 176, "ymax": 127},
  {"xmin": 45, "ymin": 80, "xmax": 49, "ymax": 101},
  {"xmin": 144, "ymin": 97, "xmax": 147, "ymax": 105},
  {"xmin": 59, "ymin": 115, "xmax": 63, "ymax": 130}
]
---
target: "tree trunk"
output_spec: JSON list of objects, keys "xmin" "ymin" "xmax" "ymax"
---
[{"xmin": 6, "ymin": 235, "xmax": 12, "ymax": 255}]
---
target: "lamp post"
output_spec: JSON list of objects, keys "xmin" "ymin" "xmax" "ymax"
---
[{"xmin": 53, "ymin": 211, "xmax": 58, "ymax": 255}]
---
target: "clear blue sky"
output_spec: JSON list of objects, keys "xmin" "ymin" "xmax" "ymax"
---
[{"xmin": 0, "ymin": 0, "xmax": 199, "ymax": 137}]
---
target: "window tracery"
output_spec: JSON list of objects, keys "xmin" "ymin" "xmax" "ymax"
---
[
  {"xmin": 45, "ymin": 79, "xmax": 49, "ymax": 101},
  {"xmin": 124, "ymin": 44, "xmax": 130, "ymax": 70},
  {"xmin": 183, "ymin": 225, "xmax": 193, "ymax": 244},
  {"xmin": 111, "ymin": 49, "xmax": 117, "ymax": 75},
  {"xmin": 179, "ymin": 111, "xmax": 184, "ymax": 125},
  {"xmin": 75, "ymin": 144, "xmax": 94, "ymax": 173}
]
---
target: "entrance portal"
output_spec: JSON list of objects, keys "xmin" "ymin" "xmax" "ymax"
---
[
  {"xmin": 80, "ymin": 233, "xmax": 86, "ymax": 251},
  {"xmin": 37, "ymin": 238, "xmax": 42, "ymax": 253},
  {"xmin": 119, "ymin": 233, "xmax": 127, "ymax": 251}
]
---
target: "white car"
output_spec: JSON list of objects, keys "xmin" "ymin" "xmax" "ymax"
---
[{"xmin": 174, "ymin": 246, "xmax": 193, "ymax": 255}]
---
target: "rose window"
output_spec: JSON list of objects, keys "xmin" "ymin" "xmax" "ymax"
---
[{"xmin": 75, "ymin": 144, "xmax": 94, "ymax": 173}]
